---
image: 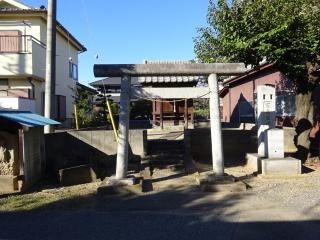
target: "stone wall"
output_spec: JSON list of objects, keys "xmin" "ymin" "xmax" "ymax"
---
[
  {"xmin": 45, "ymin": 129, "xmax": 147, "ymax": 178},
  {"xmin": 190, "ymin": 128, "xmax": 257, "ymax": 167},
  {"xmin": 67, "ymin": 130, "xmax": 147, "ymax": 157}
]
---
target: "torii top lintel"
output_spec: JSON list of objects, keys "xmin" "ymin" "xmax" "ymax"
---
[{"xmin": 94, "ymin": 63, "xmax": 248, "ymax": 77}]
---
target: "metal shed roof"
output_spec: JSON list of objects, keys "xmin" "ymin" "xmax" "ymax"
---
[{"xmin": 0, "ymin": 111, "xmax": 60, "ymax": 127}]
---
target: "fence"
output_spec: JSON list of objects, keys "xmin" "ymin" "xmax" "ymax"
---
[{"xmin": 0, "ymin": 35, "xmax": 45, "ymax": 53}]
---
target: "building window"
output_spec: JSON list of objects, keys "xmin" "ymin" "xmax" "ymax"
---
[
  {"xmin": 276, "ymin": 92, "xmax": 296, "ymax": 117},
  {"xmin": 69, "ymin": 61, "xmax": 78, "ymax": 80},
  {"xmin": 55, "ymin": 95, "xmax": 66, "ymax": 121}
]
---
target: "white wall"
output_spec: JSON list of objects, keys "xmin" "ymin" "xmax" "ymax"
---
[
  {"xmin": 0, "ymin": 17, "xmax": 83, "ymax": 119},
  {"xmin": 54, "ymin": 31, "xmax": 79, "ymax": 119}
]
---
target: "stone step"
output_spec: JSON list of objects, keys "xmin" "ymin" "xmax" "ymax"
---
[
  {"xmin": 147, "ymin": 155, "xmax": 184, "ymax": 162},
  {"xmin": 150, "ymin": 159, "xmax": 184, "ymax": 166},
  {"xmin": 148, "ymin": 143, "xmax": 184, "ymax": 149},
  {"xmin": 148, "ymin": 149, "xmax": 185, "ymax": 156}
]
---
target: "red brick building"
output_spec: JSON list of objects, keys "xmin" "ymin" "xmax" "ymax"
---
[{"xmin": 219, "ymin": 63, "xmax": 296, "ymax": 124}]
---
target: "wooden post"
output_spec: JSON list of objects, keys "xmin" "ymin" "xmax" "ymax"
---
[
  {"xmin": 190, "ymin": 100, "xmax": 194, "ymax": 126},
  {"xmin": 160, "ymin": 101, "xmax": 163, "ymax": 129},
  {"xmin": 208, "ymin": 73, "xmax": 224, "ymax": 176},
  {"xmin": 18, "ymin": 129, "xmax": 24, "ymax": 179},
  {"xmin": 115, "ymin": 75, "xmax": 131, "ymax": 179},
  {"xmin": 152, "ymin": 100, "xmax": 156, "ymax": 126},
  {"xmin": 184, "ymin": 99, "xmax": 188, "ymax": 129}
]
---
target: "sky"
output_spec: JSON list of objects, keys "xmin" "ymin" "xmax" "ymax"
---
[{"xmin": 22, "ymin": 0, "xmax": 210, "ymax": 85}]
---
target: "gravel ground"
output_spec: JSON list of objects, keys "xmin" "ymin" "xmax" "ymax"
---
[
  {"xmin": 247, "ymin": 168, "xmax": 320, "ymax": 214},
  {"xmin": 195, "ymin": 159, "xmax": 320, "ymax": 217}
]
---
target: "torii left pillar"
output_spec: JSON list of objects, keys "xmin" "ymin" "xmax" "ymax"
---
[{"xmin": 115, "ymin": 75, "xmax": 131, "ymax": 179}]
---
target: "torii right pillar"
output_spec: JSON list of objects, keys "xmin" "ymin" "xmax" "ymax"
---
[{"xmin": 208, "ymin": 73, "xmax": 224, "ymax": 176}]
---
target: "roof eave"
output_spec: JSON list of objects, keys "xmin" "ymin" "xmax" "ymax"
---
[
  {"xmin": 223, "ymin": 63, "xmax": 275, "ymax": 86},
  {"xmin": 0, "ymin": 10, "xmax": 86, "ymax": 52}
]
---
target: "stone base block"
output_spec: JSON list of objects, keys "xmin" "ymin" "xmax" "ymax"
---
[
  {"xmin": 200, "ymin": 181, "xmax": 247, "ymax": 193},
  {"xmin": 246, "ymin": 153, "xmax": 261, "ymax": 173},
  {"xmin": 195, "ymin": 172, "xmax": 235, "ymax": 185},
  {"xmin": 283, "ymin": 127, "xmax": 297, "ymax": 153},
  {"xmin": 196, "ymin": 172, "xmax": 247, "ymax": 192},
  {"xmin": 0, "ymin": 175, "xmax": 18, "ymax": 192},
  {"xmin": 261, "ymin": 157, "xmax": 301, "ymax": 175},
  {"xmin": 59, "ymin": 165, "xmax": 97, "ymax": 186},
  {"xmin": 97, "ymin": 176, "xmax": 142, "ymax": 195}
]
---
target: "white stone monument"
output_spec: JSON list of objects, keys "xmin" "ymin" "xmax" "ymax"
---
[
  {"xmin": 266, "ymin": 128, "xmax": 284, "ymax": 158},
  {"xmin": 257, "ymin": 85, "xmax": 276, "ymax": 157}
]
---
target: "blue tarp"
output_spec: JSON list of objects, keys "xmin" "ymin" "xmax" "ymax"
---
[{"xmin": 0, "ymin": 111, "xmax": 60, "ymax": 127}]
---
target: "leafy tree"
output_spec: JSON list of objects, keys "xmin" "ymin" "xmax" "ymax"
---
[
  {"xmin": 194, "ymin": 99, "xmax": 210, "ymax": 119},
  {"xmin": 130, "ymin": 100, "xmax": 152, "ymax": 120},
  {"xmin": 74, "ymin": 87, "xmax": 95, "ymax": 128},
  {"xmin": 195, "ymin": 0, "xmax": 320, "ymax": 151}
]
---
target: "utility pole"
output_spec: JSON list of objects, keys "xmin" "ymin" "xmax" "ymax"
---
[{"xmin": 44, "ymin": 0, "xmax": 57, "ymax": 133}]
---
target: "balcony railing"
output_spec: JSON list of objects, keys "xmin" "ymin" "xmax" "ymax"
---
[
  {"xmin": 0, "ymin": 97, "xmax": 36, "ymax": 113},
  {"xmin": 0, "ymin": 35, "xmax": 46, "ymax": 53}
]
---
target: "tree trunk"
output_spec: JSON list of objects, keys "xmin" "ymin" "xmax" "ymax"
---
[
  {"xmin": 295, "ymin": 92, "xmax": 313, "ymax": 149},
  {"xmin": 294, "ymin": 60, "xmax": 319, "ymax": 160}
]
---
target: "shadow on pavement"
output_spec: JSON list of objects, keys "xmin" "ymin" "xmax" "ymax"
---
[{"xmin": 0, "ymin": 184, "xmax": 320, "ymax": 239}]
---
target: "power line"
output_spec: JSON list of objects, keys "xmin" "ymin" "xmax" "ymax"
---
[{"xmin": 80, "ymin": 0, "xmax": 101, "ymax": 63}]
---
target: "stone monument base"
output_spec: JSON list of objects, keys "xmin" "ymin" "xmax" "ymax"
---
[{"xmin": 261, "ymin": 157, "xmax": 302, "ymax": 175}]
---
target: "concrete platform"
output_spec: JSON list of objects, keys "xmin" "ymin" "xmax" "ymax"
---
[
  {"xmin": 261, "ymin": 157, "xmax": 302, "ymax": 175},
  {"xmin": 59, "ymin": 165, "xmax": 97, "ymax": 186}
]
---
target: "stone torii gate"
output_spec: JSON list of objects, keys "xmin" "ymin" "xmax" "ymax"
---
[{"xmin": 94, "ymin": 63, "xmax": 247, "ymax": 180}]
